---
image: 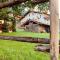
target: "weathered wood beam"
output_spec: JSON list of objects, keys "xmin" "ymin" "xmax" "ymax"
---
[
  {"xmin": 0, "ymin": 0, "xmax": 49, "ymax": 9},
  {"xmin": 0, "ymin": 0, "xmax": 26, "ymax": 9},
  {"xmin": 31, "ymin": 0, "xmax": 49, "ymax": 3},
  {"xmin": 50, "ymin": 0, "xmax": 59, "ymax": 60},
  {"xmin": 0, "ymin": 36, "xmax": 60, "ymax": 44},
  {"xmin": 35, "ymin": 45, "xmax": 60, "ymax": 53},
  {"xmin": 0, "ymin": 36, "xmax": 50, "ymax": 43}
]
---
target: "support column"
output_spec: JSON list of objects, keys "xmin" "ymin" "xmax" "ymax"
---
[{"xmin": 50, "ymin": 0, "xmax": 59, "ymax": 60}]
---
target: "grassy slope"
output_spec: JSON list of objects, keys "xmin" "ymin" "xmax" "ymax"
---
[
  {"xmin": 0, "ymin": 40, "xmax": 50, "ymax": 60},
  {"xmin": 0, "ymin": 31, "xmax": 50, "ymax": 38}
]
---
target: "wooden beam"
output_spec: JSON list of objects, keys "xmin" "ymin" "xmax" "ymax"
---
[
  {"xmin": 35, "ymin": 45, "xmax": 60, "ymax": 53},
  {"xmin": 0, "ymin": 0, "xmax": 49, "ymax": 9},
  {"xmin": 50, "ymin": 0, "xmax": 59, "ymax": 60},
  {"xmin": 0, "ymin": 0, "xmax": 26, "ymax": 9},
  {"xmin": 31, "ymin": 0, "xmax": 49, "ymax": 3}
]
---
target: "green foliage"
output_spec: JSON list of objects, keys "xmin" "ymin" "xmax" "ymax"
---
[
  {"xmin": 12, "ymin": 4, "xmax": 25, "ymax": 15},
  {"xmin": 0, "ymin": 8, "xmax": 8, "ymax": 20},
  {"xmin": 0, "ymin": 0, "xmax": 49, "ymax": 16},
  {"xmin": 24, "ymin": 1, "xmax": 36, "ymax": 8},
  {"xmin": 38, "ymin": 2, "xmax": 49, "ymax": 11},
  {"xmin": 12, "ymin": 1, "xmax": 49, "ymax": 16},
  {"xmin": 0, "ymin": 8, "xmax": 16, "ymax": 32},
  {"xmin": 0, "ymin": 0, "xmax": 8, "ymax": 2},
  {"xmin": 12, "ymin": 18, "xmax": 16, "ymax": 32},
  {"xmin": 0, "ymin": 8, "xmax": 9, "ymax": 32},
  {"xmin": 2, "ymin": 20, "xmax": 8, "ymax": 32}
]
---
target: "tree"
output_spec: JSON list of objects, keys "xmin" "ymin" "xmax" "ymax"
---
[
  {"xmin": 50, "ymin": 0, "xmax": 59, "ymax": 60},
  {"xmin": 38, "ymin": 2, "xmax": 49, "ymax": 12},
  {"xmin": 0, "ymin": 8, "xmax": 16, "ymax": 32}
]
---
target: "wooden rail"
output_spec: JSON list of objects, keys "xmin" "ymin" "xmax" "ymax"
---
[{"xmin": 0, "ymin": 35, "xmax": 60, "ymax": 44}]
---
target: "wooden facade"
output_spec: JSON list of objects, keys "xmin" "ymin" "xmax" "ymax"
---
[
  {"xmin": 22, "ymin": 20, "xmax": 50, "ymax": 33},
  {"xmin": 19, "ymin": 11, "xmax": 50, "ymax": 33}
]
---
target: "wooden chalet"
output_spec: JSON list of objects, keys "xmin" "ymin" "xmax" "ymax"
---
[{"xmin": 19, "ymin": 11, "xmax": 50, "ymax": 33}]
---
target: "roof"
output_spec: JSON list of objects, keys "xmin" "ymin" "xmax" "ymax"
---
[
  {"xmin": 15, "ymin": 15, "xmax": 23, "ymax": 20},
  {"xmin": 19, "ymin": 11, "xmax": 50, "ymax": 26}
]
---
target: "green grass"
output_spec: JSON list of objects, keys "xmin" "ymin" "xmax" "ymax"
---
[
  {"xmin": 0, "ymin": 40, "xmax": 50, "ymax": 60},
  {"xmin": 0, "ymin": 31, "xmax": 50, "ymax": 38},
  {"xmin": 0, "ymin": 29, "xmax": 60, "ymax": 60},
  {"xmin": 0, "ymin": 28, "xmax": 60, "ymax": 38}
]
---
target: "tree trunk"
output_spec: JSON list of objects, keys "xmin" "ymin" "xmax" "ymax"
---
[
  {"xmin": 50, "ymin": 0, "xmax": 59, "ymax": 60},
  {"xmin": 12, "ymin": 18, "xmax": 16, "ymax": 32}
]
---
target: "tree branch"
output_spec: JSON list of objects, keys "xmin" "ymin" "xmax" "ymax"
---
[
  {"xmin": 0, "ymin": 0, "xmax": 26, "ymax": 9},
  {"xmin": 31, "ymin": 0, "xmax": 49, "ymax": 3}
]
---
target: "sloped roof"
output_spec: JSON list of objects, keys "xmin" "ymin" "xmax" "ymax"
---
[{"xmin": 19, "ymin": 11, "xmax": 50, "ymax": 26}]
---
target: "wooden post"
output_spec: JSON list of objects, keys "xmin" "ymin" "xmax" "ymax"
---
[{"xmin": 50, "ymin": 0, "xmax": 59, "ymax": 60}]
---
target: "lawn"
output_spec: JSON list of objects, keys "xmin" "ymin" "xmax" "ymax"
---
[
  {"xmin": 0, "ymin": 31, "xmax": 50, "ymax": 38},
  {"xmin": 0, "ymin": 28, "xmax": 60, "ymax": 39},
  {"xmin": 0, "ymin": 40, "xmax": 50, "ymax": 60},
  {"xmin": 0, "ymin": 30, "xmax": 60, "ymax": 60}
]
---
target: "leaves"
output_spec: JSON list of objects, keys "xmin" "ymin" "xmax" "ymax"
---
[
  {"xmin": 38, "ymin": 2, "xmax": 49, "ymax": 11},
  {"xmin": 0, "ymin": 0, "xmax": 49, "ymax": 16}
]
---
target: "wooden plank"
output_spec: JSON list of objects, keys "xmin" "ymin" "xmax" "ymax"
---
[
  {"xmin": 35, "ymin": 45, "xmax": 60, "ymax": 53},
  {"xmin": 0, "ymin": 0, "xmax": 49, "ymax": 9},
  {"xmin": 50, "ymin": 0, "xmax": 59, "ymax": 60},
  {"xmin": 32, "ymin": 0, "xmax": 49, "ymax": 3},
  {"xmin": 0, "ymin": 0, "xmax": 26, "ymax": 9},
  {"xmin": 0, "ymin": 36, "xmax": 50, "ymax": 43}
]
